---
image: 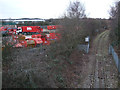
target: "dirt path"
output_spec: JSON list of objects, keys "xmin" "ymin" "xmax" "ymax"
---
[{"xmin": 77, "ymin": 30, "xmax": 118, "ymax": 88}]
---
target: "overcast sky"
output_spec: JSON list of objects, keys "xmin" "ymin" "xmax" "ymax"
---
[{"xmin": 0, "ymin": 0, "xmax": 118, "ymax": 19}]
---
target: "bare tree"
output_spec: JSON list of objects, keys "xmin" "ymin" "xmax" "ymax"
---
[
  {"xmin": 109, "ymin": 1, "xmax": 120, "ymax": 45},
  {"xmin": 48, "ymin": 1, "xmax": 87, "ymax": 60},
  {"xmin": 60, "ymin": 0, "xmax": 87, "ymax": 32},
  {"xmin": 109, "ymin": 1, "xmax": 120, "ymax": 19},
  {"xmin": 67, "ymin": 1, "xmax": 86, "ymax": 19}
]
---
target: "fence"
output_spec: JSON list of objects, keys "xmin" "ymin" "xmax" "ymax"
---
[
  {"xmin": 109, "ymin": 45, "xmax": 120, "ymax": 72},
  {"xmin": 77, "ymin": 43, "xmax": 89, "ymax": 53}
]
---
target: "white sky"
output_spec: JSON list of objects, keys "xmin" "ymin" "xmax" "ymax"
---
[{"xmin": 0, "ymin": 0, "xmax": 118, "ymax": 19}]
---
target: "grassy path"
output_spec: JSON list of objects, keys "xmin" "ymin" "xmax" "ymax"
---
[{"xmin": 77, "ymin": 30, "xmax": 118, "ymax": 88}]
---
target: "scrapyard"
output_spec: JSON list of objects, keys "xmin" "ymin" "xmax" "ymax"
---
[{"xmin": 1, "ymin": 25, "xmax": 61, "ymax": 49}]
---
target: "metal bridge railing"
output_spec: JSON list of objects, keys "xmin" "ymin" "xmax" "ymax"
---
[{"xmin": 109, "ymin": 45, "xmax": 120, "ymax": 72}]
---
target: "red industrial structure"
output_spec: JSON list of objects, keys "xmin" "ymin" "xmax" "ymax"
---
[{"xmin": 1, "ymin": 25, "xmax": 62, "ymax": 48}]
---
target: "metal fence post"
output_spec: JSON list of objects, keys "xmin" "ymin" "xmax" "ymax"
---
[
  {"xmin": 86, "ymin": 43, "xmax": 89, "ymax": 54},
  {"xmin": 109, "ymin": 45, "xmax": 111, "ymax": 54}
]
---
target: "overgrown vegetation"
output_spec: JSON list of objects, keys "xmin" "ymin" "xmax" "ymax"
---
[
  {"xmin": 2, "ymin": 1, "xmax": 108, "ymax": 88},
  {"xmin": 109, "ymin": 1, "xmax": 120, "ymax": 46},
  {"xmin": 47, "ymin": 1, "xmax": 107, "ymax": 60},
  {"xmin": 109, "ymin": 1, "xmax": 120, "ymax": 87},
  {"xmin": 2, "ymin": 47, "xmax": 57, "ymax": 88},
  {"xmin": 46, "ymin": 1, "xmax": 107, "ymax": 87},
  {"xmin": 2, "ymin": 37, "xmax": 13, "ymax": 64}
]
